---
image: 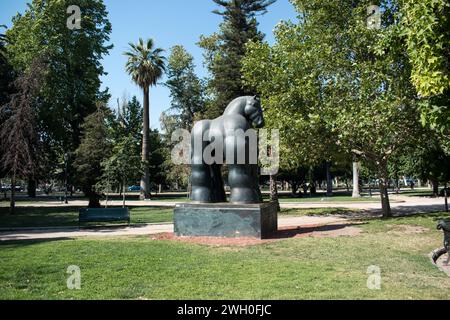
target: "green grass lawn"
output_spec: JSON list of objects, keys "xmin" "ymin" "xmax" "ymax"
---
[
  {"xmin": 0, "ymin": 206, "xmax": 361, "ymax": 229},
  {"xmin": 0, "ymin": 212, "xmax": 449, "ymax": 299},
  {"xmin": 400, "ymin": 190, "xmax": 436, "ymax": 197},
  {"xmin": 0, "ymin": 206, "xmax": 174, "ymax": 229},
  {"xmin": 280, "ymin": 208, "xmax": 363, "ymax": 216},
  {"xmin": 275, "ymin": 195, "xmax": 380, "ymax": 203}
]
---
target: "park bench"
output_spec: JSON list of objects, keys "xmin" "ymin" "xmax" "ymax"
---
[{"xmin": 79, "ymin": 207, "xmax": 130, "ymax": 227}]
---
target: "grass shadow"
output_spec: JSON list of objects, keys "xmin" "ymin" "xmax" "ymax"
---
[{"xmin": 267, "ymin": 223, "xmax": 365, "ymax": 239}]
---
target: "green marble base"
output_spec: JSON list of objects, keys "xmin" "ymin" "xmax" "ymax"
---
[{"xmin": 174, "ymin": 202, "xmax": 278, "ymax": 239}]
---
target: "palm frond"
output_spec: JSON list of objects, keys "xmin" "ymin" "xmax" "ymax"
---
[{"xmin": 123, "ymin": 38, "xmax": 166, "ymax": 89}]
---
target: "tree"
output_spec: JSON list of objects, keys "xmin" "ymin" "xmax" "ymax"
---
[
  {"xmin": 244, "ymin": 0, "xmax": 421, "ymax": 217},
  {"xmin": 0, "ymin": 59, "xmax": 45, "ymax": 214},
  {"xmin": 6, "ymin": 0, "xmax": 112, "ymax": 195},
  {"xmin": 199, "ymin": 0, "xmax": 275, "ymax": 118},
  {"xmin": 160, "ymin": 112, "xmax": 190, "ymax": 190},
  {"xmin": 401, "ymin": 0, "xmax": 450, "ymax": 152},
  {"xmin": 148, "ymin": 129, "xmax": 168, "ymax": 191},
  {"xmin": 0, "ymin": 25, "xmax": 7, "ymax": 59},
  {"xmin": 98, "ymin": 96, "xmax": 143, "ymax": 195},
  {"xmin": 124, "ymin": 38, "xmax": 166, "ymax": 199},
  {"xmin": 74, "ymin": 104, "xmax": 113, "ymax": 208},
  {"xmin": 400, "ymin": 133, "xmax": 450, "ymax": 197},
  {"xmin": 165, "ymin": 45, "xmax": 205, "ymax": 130},
  {"xmin": 0, "ymin": 25, "xmax": 14, "ymax": 133}
]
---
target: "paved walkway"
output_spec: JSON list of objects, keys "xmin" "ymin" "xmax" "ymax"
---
[
  {"xmin": 4, "ymin": 194, "xmax": 446, "ymax": 215},
  {"xmin": 0, "ymin": 216, "xmax": 346, "ymax": 242}
]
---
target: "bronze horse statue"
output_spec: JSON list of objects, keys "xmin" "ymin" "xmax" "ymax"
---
[{"xmin": 190, "ymin": 96, "xmax": 264, "ymax": 204}]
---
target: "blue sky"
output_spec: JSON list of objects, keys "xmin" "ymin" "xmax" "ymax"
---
[{"xmin": 0, "ymin": 0, "xmax": 298, "ymax": 130}]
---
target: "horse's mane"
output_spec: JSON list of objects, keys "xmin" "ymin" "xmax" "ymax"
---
[{"xmin": 223, "ymin": 96, "xmax": 256, "ymax": 116}]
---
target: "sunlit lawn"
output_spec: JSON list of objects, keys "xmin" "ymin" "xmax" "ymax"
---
[
  {"xmin": 0, "ymin": 212, "xmax": 449, "ymax": 299},
  {"xmin": 0, "ymin": 206, "xmax": 174, "ymax": 229},
  {"xmin": 0, "ymin": 205, "xmax": 362, "ymax": 229}
]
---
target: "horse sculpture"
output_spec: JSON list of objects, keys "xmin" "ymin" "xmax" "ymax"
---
[{"xmin": 190, "ymin": 96, "xmax": 264, "ymax": 204}]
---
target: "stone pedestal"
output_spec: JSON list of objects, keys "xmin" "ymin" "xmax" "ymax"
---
[{"xmin": 174, "ymin": 202, "xmax": 278, "ymax": 239}]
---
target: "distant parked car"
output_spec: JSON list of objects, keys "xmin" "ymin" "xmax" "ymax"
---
[
  {"xmin": 128, "ymin": 185, "xmax": 142, "ymax": 192},
  {"xmin": 1, "ymin": 185, "xmax": 22, "ymax": 192}
]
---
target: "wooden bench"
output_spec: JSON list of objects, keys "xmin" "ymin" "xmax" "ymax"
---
[{"xmin": 79, "ymin": 208, "xmax": 130, "ymax": 227}]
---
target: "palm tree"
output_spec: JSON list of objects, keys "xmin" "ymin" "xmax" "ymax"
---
[{"xmin": 124, "ymin": 38, "xmax": 165, "ymax": 199}]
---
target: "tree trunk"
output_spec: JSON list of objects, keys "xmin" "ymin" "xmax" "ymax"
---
[
  {"xmin": 379, "ymin": 164, "xmax": 392, "ymax": 218},
  {"xmin": 380, "ymin": 183, "xmax": 391, "ymax": 218},
  {"xmin": 87, "ymin": 190, "xmax": 101, "ymax": 208},
  {"xmin": 123, "ymin": 178, "xmax": 126, "ymax": 208},
  {"xmin": 430, "ymin": 177, "xmax": 439, "ymax": 197},
  {"xmin": 444, "ymin": 183, "xmax": 448, "ymax": 213},
  {"xmin": 10, "ymin": 176, "xmax": 16, "ymax": 215},
  {"xmin": 310, "ymin": 183, "xmax": 317, "ymax": 196},
  {"xmin": 352, "ymin": 162, "xmax": 361, "ymax": 198},
  {"xmin": 291, "ymin": 181, "xmax": 299, "ymax": 196},
  {"xmin": 326, "ymin": 161, "xmax": 333, "ymax": 197},
  {"xmin": 27, "ymin": 178, "xmax": 36, "ymax": 198},
  {"xmin": 140, "ymin": 86, "xmax": 151, "ymax": 200},
  {"xmin": 270, "ymin": 174, "xmax": 281, "ymax": 212}
]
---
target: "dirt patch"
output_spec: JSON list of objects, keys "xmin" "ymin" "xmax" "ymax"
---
[
  {"xmin": 151, "ymin": 232, "xmax": 270, "ymax": 246},
  {"xmin": 150, "ymin": 223, "xmax": 362, "ymax": 247},
  {"xmin": 388, "ymin": 224, "xmax": 429, "ymax": 235}
]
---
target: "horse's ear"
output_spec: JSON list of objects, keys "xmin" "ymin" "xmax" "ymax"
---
[{"xmin": 253, "ymin": 95, "xmax": 260, "ymax": 101}]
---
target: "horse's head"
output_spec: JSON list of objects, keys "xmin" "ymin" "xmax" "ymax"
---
[{"xmin": 245, "ymin": 96, "xmax": 265, "ymax": 128}]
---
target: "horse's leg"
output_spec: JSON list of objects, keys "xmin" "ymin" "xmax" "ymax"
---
[
  {"xmin": 211, "ymin": 163, "xmax": 226, "ymax": 202},
  {"xmin": 226, "ymin": 130, "xmax": 262, "ymax": 204},
  {"xmin": 190, "ymin": 120, "xmax": 215, "ymax": 203}
]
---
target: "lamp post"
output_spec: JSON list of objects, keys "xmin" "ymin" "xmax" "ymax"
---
[{"xmin": 64, "ymin": 153, "xmax": 69, "ymax": 204}]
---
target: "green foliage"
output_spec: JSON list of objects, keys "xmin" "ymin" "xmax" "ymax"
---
[
  {"xmin": 159, "ymin": 111, "xmax": 190, "ymax": 190},
  {"xmin": 98, "ymin": 97, "xmax": 142, "ymax": 192},
  {"xmin": 397, "ymin": 133, "xmax": 450, "ymax": 186},
  {"xmin": 6, "ymin": 0, "xmax": 113, "ymax": 153},
  {"xmin": 165, "ymin": 45, "xmax": 205, "ymax": 130},
  {"xmin": 74, "ymin": 104, "xmax": 113, "ymax": 206},
  {"xmin": 401, "ymin": 0, "xmax": 450, "ymax": 97},
  {"xmin": 98, "ymin": 96, "xmax": 168, "ymax": 193},
  {"xmin": 148, "ymin": 129, "xmax": 168, "ymax": 188},
  {"xmin": 199, "ymin": 0, "xmax": 275, "ymax": 118},
  {"xmin": 401, "ymin": 0, "xmax": 450, "ymax": 145},
  {"xmin": 124, "ymin": 38, "xmax": 166, "ymax": 90},
  {"xmin": 243, "ymin": 0, "xmax": 422, "ymax": 217}
]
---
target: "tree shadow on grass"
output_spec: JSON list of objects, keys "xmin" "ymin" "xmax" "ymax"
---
[
  {"xmin": 267, "ymin": 223, "xmax": 365, "ymax": 240},
  {"xmin": 359, "ymin": 205, "xmax": 449, "ymax": 219},
  {"xmin": 0, "ymin": 237, "xmax": 74, "ymax": 248},
  {"xmin": 0, "ymin": 206, "xmax": 80, "ymax": 228}
]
